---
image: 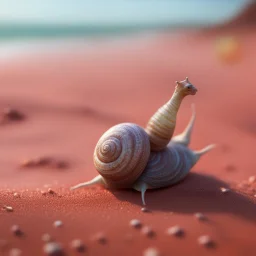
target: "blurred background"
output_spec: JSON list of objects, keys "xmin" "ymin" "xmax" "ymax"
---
[{"xmin": 0, "ymin": 0, "xmax": 249, "ymax": 56}]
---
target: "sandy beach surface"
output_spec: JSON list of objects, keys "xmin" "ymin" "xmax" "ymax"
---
[{"xmin": 0, "ymin": 23, "xmax": 255, "ymax": 256}]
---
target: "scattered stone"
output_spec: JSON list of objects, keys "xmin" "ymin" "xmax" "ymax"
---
[
  {"xmin": 143, "ymin": 247, "xmax": 160, "ymax": 256},
  {"xmin": 70, "ymin": 239, "xmax": 85, "ymax": 252},
  {"xmin": 55, "ymin": 161, "xmax": 69, "ymax": 169},
  {"xmin": 141, "ymin": 226, "xmax": 155, "ymax": 237},
  {"xmin": 42, "ymin": 234, "xmax": 53, "ymax": 243},
  {"xmin": 220, "ymin": 187, "xmax": 230, "ymax": 193},
  {"xmin": 129, "ymin": 219, "xmax": 142, "ymax": 228},
  {"xmin": 13, "ymin": 193, "xmax": 20, "ymax": 198},
  {"xmin": 166, "ymin": 226, "xmax": 184, "ymax": 237},
  {"xmin": 2, "ymin": 206, "xmax": 13, "ymax": 212},
  {"xmin": 2, "ymin": 108, "xmax": 25, "ymax": 122},
  {"xmin": 198, "ymin": 235, "xmax": 215, "ymax": 248},
  {"xmin": 92, "ymin": 232, "xmax": 107, "ymax": 244},
  {"xmin": 20, "ymin": 157, "xmax": 69, "ymax": 170},
  {"xmin": 141, "ymin": 207, "xmax": 150, "ymax": 213},
  {"xmin": 48, "ymin": 188, "xmax": 56, "ymax": 195},
  {"xmin": 35, "ymin": 157, "xmax": 53, "ymax": 166},
  {"xmin": 9, "ymin": 248, "xmax": 22, "ymax": 256},
  {"xmin": 41, "ymin": 191, "xmax": 47, "ymax": 196},
  {"xmin": 11, "ymin": 225, "xmax": 23, "ymax": 236},
  {"xmin": 53, "ymin": 220, "xmax": 63, "ymax": 228},
  {"xmin": 20, "ymin": 159, "xmax": 37, "ymax": 168},
  {"xmin": 43, "ymin": 242, "xmax": 64, "ymax": 256},
  {"xmin": 248, "ymin": 176, "xmax": 255, "ymax": 184},
  {"xmin": 194, "ymin": 212, "xmax": 207, "ymax": 221}
]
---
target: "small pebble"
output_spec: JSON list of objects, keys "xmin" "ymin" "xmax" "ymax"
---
[
  {"xmin": 2, "ymin": 108, "xmax": 24, "ymax": 121},
  {"xmin": 11, "ymin": 225, "xmax": 23, "ymax": 236},
  {"xmin": 55, "ymin": 161, "xmax": 69, "ymax": 169},
  {"xmin": 143, "ymin": 247, "xmax": 160, "ymax": 256},
  {"xmin": 13, "ymin": 193, "xmax": 20, "ymax": 198},
  {"xmin": 141, "ymin": 207, "xmax": 150, "ymax": 213},
  {"xmin": 48, "ymin": 188, "xmax": 56, "ymax": 195},
  {"xmin": 42, "ymin": 233, "xmax": 53, "ymax": 243},
  {"xmin": 2, "ymin": 206, "xmax": 13, "ymax": 212},
  {"xmin": 198, "ymin": 235, "xmax": 215, "ymax": 247},
  {"xmin": 93, "ymin": 232, "xmax": 107, "ymax": 244},
  {"xmin": 70, "ymin": 239, "xmax": 85, "ymax": 252},
  {"xmin": 248, "ymin": 176, "xmax": 255, "ymax": 184},
  {"xmin": 141, "ymin": 226, "xmax": 155, "ymax": 237},
  {"xmin": 194, "ymin": 212, "xmax": 207, "ymax": 221},
  {"xmin": 220, "ymin": 187, "xmax": 230, "ymax": 193},
  {"xmin": 166, "ymin": 226, "xmax": 184, "ymax": 237},
  {"xmin": 53, "ymin": 220, "xmax": 63, "ymax": 228},
  {"xmin": 43, "ymin": 242, "xmax": 64, "ymax": 256},
  {"xmin": 129, "ymin": 219, "xmax": 142, "ymax": 228},
  {"xmin": 9, "ymin": 248, "xmax": 22, "ymax": 256},
  {"xmin": 20, "ymin": 159, "xmax": 36, "ymax": 168},
  {"xmin": 41, "ymin": 191, "xmax": 47, "ymax": 196},
  {"xmin": 35, "ymin": 157, "xmax": 53, "ymax": 166}
]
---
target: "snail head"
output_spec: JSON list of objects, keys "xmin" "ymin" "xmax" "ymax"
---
[{"xmin": 175, "ymin": 77, "xmax": 197, "ymax": 96}]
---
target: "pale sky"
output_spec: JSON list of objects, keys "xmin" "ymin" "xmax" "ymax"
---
[{"xmin": 0, "ymin": 0, "xmax": 248, "ymax": 25}]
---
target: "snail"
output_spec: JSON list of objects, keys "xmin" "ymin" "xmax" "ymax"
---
[
  {"xmin": 133, "ymin": 105, "xmax": 215, "ymax": 205},
  {"xmin": 70, "ymin": 78, "xmax": 214, "ymax": 205},
  {"xmin": 70, "ymin": 77, "xmax": 195, "ymax": 190},
  {"xmin": 146, "ymin": 77, "xmax": 197, "ymax": 151}
]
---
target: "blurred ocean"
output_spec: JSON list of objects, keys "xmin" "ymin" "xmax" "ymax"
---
[
  {"xmin": 0, "ymin": 0, "xmax": 247, "ymax": 40},
  {"xmin": 0, "ymin": 0, "xmax": 247, "ymax": 57}
]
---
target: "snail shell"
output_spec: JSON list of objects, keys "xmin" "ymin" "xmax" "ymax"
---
[
  {"xmin": 93, "ymin": 123, "xmax": 150, "ymax": 188},
  {"xmin": 145, "ymin": 77, "xmax": 197, "ymax": 151}
]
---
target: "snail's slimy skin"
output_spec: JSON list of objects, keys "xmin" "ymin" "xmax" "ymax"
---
[
  {"xmin": 133, "ymin": 142, "xmax": 215, "ymax": 205},
  {"xmin": 145, "ymin": 77, "xmax": 197, "ymax": 151}
]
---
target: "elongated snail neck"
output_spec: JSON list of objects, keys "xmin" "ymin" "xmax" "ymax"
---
[{"xmin": 146, "ymin": 77, "xmax": 197, "ymax": 151}]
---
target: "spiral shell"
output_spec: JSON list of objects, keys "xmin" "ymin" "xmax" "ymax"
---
[
  {"xmin": 134, "ymin": 142, "xmax": 194, "ymax": 189},
  {"xmin": 93, "ymin": 123, "xmax": 150, "ymax": 188}
]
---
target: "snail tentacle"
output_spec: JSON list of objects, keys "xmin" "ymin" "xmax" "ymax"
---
[
  {"xmin": 171, "ymin": 103, "xmax": 196, "ymax": 146},
  {"xmin": 191, "ymin": 144, "xmax": 216, "ymax": 166},
  {"xmin": 70, "ymin": 175, "xmax": 104, "ymax": 190}
]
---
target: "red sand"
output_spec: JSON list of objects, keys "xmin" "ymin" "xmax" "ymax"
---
[{"xmin": 0, "ymin": 27, "xmax": 256, "ymax": 255}]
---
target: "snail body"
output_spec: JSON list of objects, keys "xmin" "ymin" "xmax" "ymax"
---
[
  {"xmin": 133, "ymin": 142, "xmax": 214, "ymax": 205},
  {"xmin": 133, "ymin": 105, "xmax": 214, "ymax": 205},
  {"xmin": 145, "ymin": 77, "xmax": 197, "ymax": 151}
]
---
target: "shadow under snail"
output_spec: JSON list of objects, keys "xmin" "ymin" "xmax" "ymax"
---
[{"xmin": 70, "ymin": 77, "xmax": 215, "ymax": 205}]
